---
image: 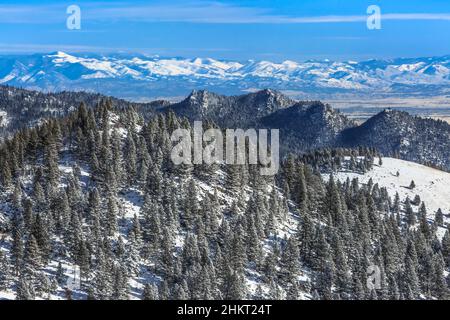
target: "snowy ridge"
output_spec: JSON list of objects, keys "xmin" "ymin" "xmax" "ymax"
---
[
  {"xmin": 1, "ymin": 52, "xmax": 450, "ymax": 99},
  {"xmin": 0, "ymin": 110, "xmax": 9, "ymax": 128}
]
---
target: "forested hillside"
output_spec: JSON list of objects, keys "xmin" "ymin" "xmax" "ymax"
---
[
  {"xmin": 0, "ymin": 100, "xmax": 449, "ymax": 300},
  {"xmin": 2, "ymin": 85, "xmax": 449, "ymax": 171},
  {"xmin": 0, "ymin": 85, "xmax": 166, "ymax": 140}
]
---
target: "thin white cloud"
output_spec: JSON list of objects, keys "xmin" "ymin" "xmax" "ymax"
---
[
  {"xmin": 0, "ymin": 43, "xmax": 236, "ymax": 55},
  {"xmin": 250, "ymin": 13, "xmax": 450, "ymax": 24},
  {"xmin": 0, "ymin": 4, "xmax": 62, "ymax": 23},
  {"xmin": 85, "ymin": 3, "xmax": 450, "ymax": 24},
  {"xmin": 382, "ymin": 13, "xmax": 450, "ymax": 21},
  {"xmin": 0, "ymin": 2, "xmax": 450, "ymax": 24},
  {"xmin": 0, "ymin": 43, "xmax": 115, "ymax": 53}
]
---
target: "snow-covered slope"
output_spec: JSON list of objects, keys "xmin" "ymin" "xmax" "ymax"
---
[
  {"xmin": 1, "ymin": 101, "xmax": 449, "ymax": 300},
  {"xmin": 0, "ymin": 108, "xmax": 312, "ymax": 300},
  {"xmin": 1, "ymin": 52, "xmax": 450, "ymax": 100},
  {"xmin": 0, "ymin": 110, "xmax": 9, "ymax": 128},
  {"xmin": 328, "ymin": 157, "xmax": 450, "ymax": 216}
]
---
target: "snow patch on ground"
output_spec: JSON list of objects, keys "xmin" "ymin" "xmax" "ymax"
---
[
  {"xmin": 0, "ymin": 110, "xmax": 9, "ymax": 127},
  {"xmin": 325, "ymin": 157, "xmax": 450, "ymax": 217}
]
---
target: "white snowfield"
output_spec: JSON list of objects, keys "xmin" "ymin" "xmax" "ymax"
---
[
  {"xmin": 0, "ymin": 110, "xmax": 9, "ymax": 127},
  {"xmin": 329, "ymin": 157, "xmax": 450, "ymax": 216}
]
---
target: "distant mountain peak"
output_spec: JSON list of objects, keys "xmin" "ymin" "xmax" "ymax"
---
[
  {"xmin": 371, "ymin": 108, "xmax": 410, "ymax": 121},
  {"xmin": 49, "ymin": 51, "xmax": 70, "ymax": 57},
  {"xmin": 257, "ymin": 88, "xmax": 277, "ymax": 95},
  {"xmin": 189, "ymin": 89, "xmax": 214, "ymax": 97},
  {"xmin": 252, "ymin": 88, "xmax": 288, "ymax": 100}
]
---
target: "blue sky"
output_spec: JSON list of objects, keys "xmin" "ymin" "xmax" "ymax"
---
[{"xmin": 0, "ymin": 0, "xmax": 449, "ymax": 61}]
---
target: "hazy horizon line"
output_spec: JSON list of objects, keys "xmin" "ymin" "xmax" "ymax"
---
[{"xmin": 0, "ymin": 49, "xmax": 449, "ymax": 64}]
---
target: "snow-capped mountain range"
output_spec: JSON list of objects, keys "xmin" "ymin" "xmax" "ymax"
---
[{"xmin": 1, "ymin": 51, "xmax": 450, "ymax": 100}]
